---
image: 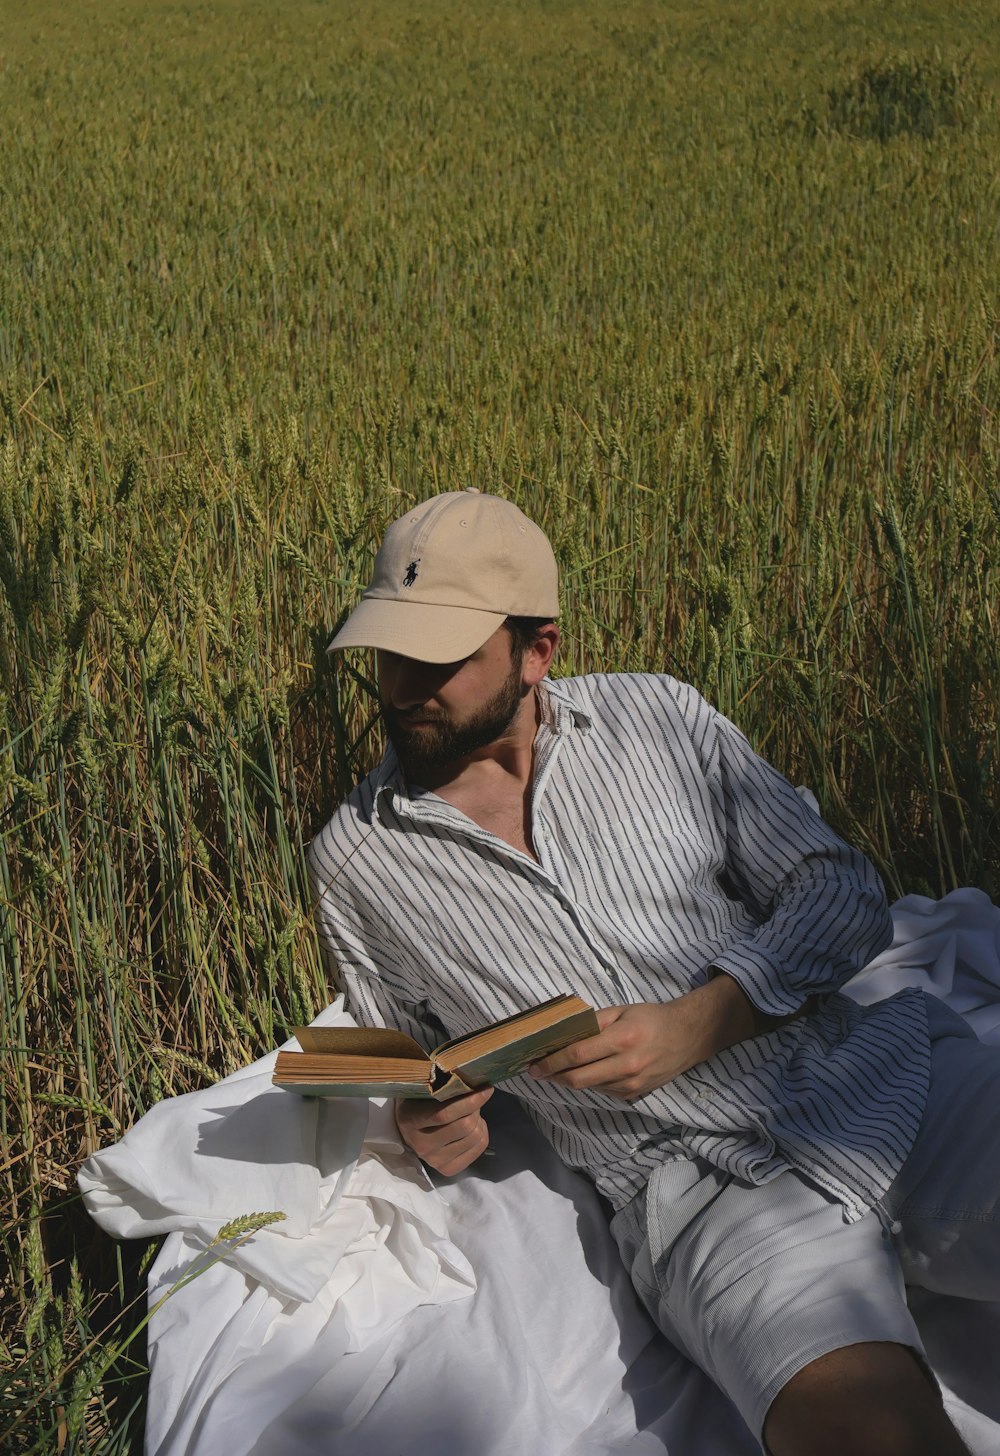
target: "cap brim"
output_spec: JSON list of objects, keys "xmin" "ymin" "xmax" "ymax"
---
[{"xmin": 326, "ymin": 598, "xmax": 508, "ymax": 663}]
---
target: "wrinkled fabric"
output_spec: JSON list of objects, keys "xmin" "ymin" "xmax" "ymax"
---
[
  {"xmin": 78, "ymin": 996, "xmax": 475, "ymax": 1324},
  {"xmin": 78, "ymin": 895, "xmax": 1000, "ymax": 1455},
  {"xmin": 844, "ymin": 887, "xmax": 1000, "ymax": 1041}
]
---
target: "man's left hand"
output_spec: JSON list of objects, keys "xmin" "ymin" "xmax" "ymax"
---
[{"xmin": 527, "ymin": 976, "xmax": 761, "ymax": 1100}]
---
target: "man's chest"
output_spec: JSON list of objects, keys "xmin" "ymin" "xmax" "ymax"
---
[
  {"xmin": 439, "ymin": 784, "xmax": 536, "ymax": 861},
  {"xmin": 370, "ymin": 797, "xmax": 750, "ymax": 1024}
]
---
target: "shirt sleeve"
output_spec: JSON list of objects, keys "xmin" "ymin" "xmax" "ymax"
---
[
  {"xmin": 692, "ymin": 695, "xmax": 893, "ymax": 1018},
  {"xmin": 308, "ymin": 847, "xmax": 445, "ymax": 1053}
]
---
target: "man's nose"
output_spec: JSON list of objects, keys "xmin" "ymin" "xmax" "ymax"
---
[{"xmin": 380, "ymin": 653, "xmax": 435, "ymax": 709}]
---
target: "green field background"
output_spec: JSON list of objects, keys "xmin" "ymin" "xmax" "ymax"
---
[{"xmin": 2, "ymin": 0, "xmax": 999, "ymax": 1447}]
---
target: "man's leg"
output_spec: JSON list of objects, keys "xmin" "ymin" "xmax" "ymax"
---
[
  {"xmin": 769, "ymin": 997, "xmax": 1000, "ymax": 1456},
  {"xmin": 763, "ymin": 1342, "xmax": 969, "ymax": 1456},
  {"xmin": 764, "ymin": 997, "xmax": 1000, "ymax": 1456},
  {"xmin": 612, "ymin": 999, "xmax": 1000, "ymax": 1454},
  {"xmin": 609, "ymin": 1158, "xmax": 969, "ymax": 1455}
]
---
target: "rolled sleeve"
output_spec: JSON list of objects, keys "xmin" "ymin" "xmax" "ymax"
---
[{"xmin": 703, "ymin": 708, "xmax": 893, "ymax": 1018}]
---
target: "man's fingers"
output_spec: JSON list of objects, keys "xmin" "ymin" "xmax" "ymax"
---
[
  {"xmin": 542, "ymin": 1052, "xmax": 628, "ymax": 1090},
  {"xmin": 431, "ymin": 1118, "xmax": 491, "ymax": 1175},
  {"xmin": 595, "ymin": 1006, "xmax": 626, "ymax": 1031},
  {"xmin": 529, "ymin": 1044, "xmax": 610, "ymax": 1079},
  {"xmin": 395, "ymin": 1087, "xmax": 493, "ymax": 1174},
  {"xmin": 429, "ymin": 1107, "xmax": 488, "ymax": 1148},
  {"xmin": 542, "ymin": 1054, "xmax": 651, "ymax": 1100},
  {"xmin": 396, "ymin": 1085, "xmax": 492, "ymax": 1132},
  {"xmin": 529, "ymin": 1013, "xmax": 625, "ymax": 1079},
  {"xmin": 400, "ymin": 1113, "xmax": 491, "ymax": 1176}
]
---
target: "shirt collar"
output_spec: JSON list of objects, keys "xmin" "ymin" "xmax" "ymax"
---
[
  {"xmin": 371, "ymin": 676, "xmax": 591, "ymax": 823},
  {"xmin": 540, "ymin": 676, "xmax": 592, "ymax": 735}
]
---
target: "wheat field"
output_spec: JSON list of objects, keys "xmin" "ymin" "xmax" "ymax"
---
[{"xmin": 2, "ymin": 0, "xmax": 998, "ymax": 1448}]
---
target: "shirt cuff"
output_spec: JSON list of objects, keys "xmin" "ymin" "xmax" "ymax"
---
[{"xmin": 708, "ymin": 946, "xmax": 808, "ymax": 1020}]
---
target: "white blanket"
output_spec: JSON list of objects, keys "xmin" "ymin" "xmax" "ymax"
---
[{"xmin": 79, "ymin": 889, "xmax": 1000, "ymax": 1455}]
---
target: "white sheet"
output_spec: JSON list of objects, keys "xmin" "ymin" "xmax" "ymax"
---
[{"xmin": 79, "ymin": 890, "xmax": 1000, "ymax": 1455}]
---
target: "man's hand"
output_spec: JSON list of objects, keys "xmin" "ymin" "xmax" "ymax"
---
[
  {"xmin": 528, "ymin": 974, "xmax": 766, "ymax": 1101},
  {"xmin": 395, "ymin": 1086, "xmax": 494, "ymax": 1175}
]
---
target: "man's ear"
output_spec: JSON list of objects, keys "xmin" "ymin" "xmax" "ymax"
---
[{"xmin": 522, "ymin": 624, "xmax": 559, "ymax": 687}]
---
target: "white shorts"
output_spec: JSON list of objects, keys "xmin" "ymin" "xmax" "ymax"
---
[{"xmin": 609, "ymin": 995, "xmax": 1000, "ymax": 1444}]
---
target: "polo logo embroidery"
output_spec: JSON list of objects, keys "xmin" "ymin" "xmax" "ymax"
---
[{"xmin": 402, "ymin": 559, "xmax": 420, "ymax": 587}]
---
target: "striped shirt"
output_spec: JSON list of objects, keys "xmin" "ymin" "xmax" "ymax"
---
[{"xmin": 309, "ymin": 673, "xmax": 931, "ymax": 1220}]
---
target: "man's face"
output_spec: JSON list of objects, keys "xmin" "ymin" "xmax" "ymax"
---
[{"xmin": 377, "ymin": 627, "xmax": 526, "ymax": 782}]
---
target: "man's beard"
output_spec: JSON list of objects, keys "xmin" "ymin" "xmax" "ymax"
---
[{"xmin": 381, "ymin": 658, "xmax": 524, "ymax": 783}]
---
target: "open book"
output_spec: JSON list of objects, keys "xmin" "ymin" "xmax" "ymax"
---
[{"xmin": 272, "ymin": 993, "xmax": 599, "ymax": 1100}]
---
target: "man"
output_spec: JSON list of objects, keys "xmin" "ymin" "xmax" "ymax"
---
[{"xmin": 311, "ymin": 488, "xmax": 998, "ymax": 1455}]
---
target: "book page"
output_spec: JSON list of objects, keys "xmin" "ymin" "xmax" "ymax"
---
[
  {"xmin": 292, "ymin": 1025, "xmax": 429, "ymax": 1059},
  {"xmin": 433, "ymin": 993, "xmax": 589, "ymax": 1060},
  {"xmin": 445, "ymin": 1007, "xmax": 599, "ymax": 1087},
  {"xmin": 276, "ymin": 1079, "xmax": 440, "ymax": 1100}
]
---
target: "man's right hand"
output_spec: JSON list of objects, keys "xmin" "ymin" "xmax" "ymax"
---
[{"xmin": 394, "ymin": 1086, "xmax": 494, "ymax": 1175}]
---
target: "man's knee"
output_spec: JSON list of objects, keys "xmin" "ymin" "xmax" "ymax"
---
[{"xmin": 762, "ymin": 1341, "xmax": 969, "ymax": 1456}]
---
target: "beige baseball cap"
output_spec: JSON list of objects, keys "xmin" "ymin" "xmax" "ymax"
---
[{"xmin": 327, "ymin": 489, "xmax": 559, "ymax": 663}]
